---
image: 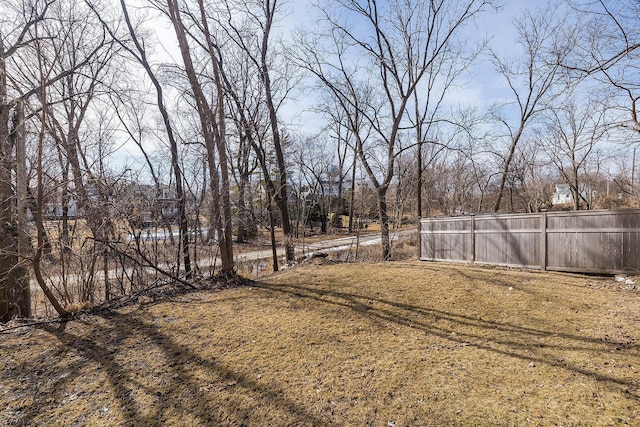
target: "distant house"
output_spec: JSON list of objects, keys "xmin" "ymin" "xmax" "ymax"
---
[
  {"xmin": 552, "ymin": 183, "xmax": 573, "ymax": 205},
  {"xmin": 45, "ymin": 197, "xmax": 80, "ymax": 219},
  {"xmin": 551, "ymin": 183, "xmax": 595, "ymax": 206},
  {"xmin": 41, "ymin": 183, "xmax": 180, "ymax": 225},
  {"xmin": 301, "ymin": 178, "xmax": 352, "ymax": 203},
  {"xmin": 43, "ymin": 187, "xmax": 102, "ymax": 219},
  {"xmin": 131, "ymin": 184, "xmax": 180, "ymax": 226}
]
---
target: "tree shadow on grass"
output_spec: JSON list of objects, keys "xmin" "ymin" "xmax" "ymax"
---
[
  {"xmin": 250, "ymin": 280, "xmax": 639, "ymax": 398},
  {"xmin": 8, "ymin": 310, "xmax": 330, "ymax": 427},
  {"xmin": 3, "ymin": 271, "xmax": 638, "ymax": 425}
]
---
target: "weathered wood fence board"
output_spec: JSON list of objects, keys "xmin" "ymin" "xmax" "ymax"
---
[{"xmin": 419, "ymin": 209, "xmax": 640, "ymax": 274}]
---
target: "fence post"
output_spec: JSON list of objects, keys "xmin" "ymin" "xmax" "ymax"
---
[
  {"xmin": 470, "ymin": 214, "xmax": 475, "ymax": 263},
  {"xmin": 540, "ymin": 210, "xmax": 547, "ymax": 270}
]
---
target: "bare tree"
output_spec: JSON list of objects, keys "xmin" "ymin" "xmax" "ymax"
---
[
  {"xmin": 491, "ymin": 5, "xmax": 576, "ymax": 212},
  {"xmin": 296, "ymin": 0, "xmax": 493, "ymax": 259},
  {"xmin": 318, "ymin": 102, "xmax": 357, "ymax": 230},
  {"xmin": 217, "ymin": 47, "xmax": 261, "ymax": 245},
  {"xmin": 164, "ymin": 0, "xmax": 235, "ymax": 274},
  {"xmin": 567, "ymin": 0, "xmax": 640, "ymax": 134},
  {"xmin": 30, "ymin": 15, "xmax": 72, "ymax": 318},
  {"xmin": 220, "ymin": 0, "xmax": 298, "ymax": 263},
  {"xmin": 1, "ymin": 6, "xmax": 37, "ymax": 321},
  {"xmin": 222, "ymin": 59, "xmax": 263, "ymax": 244},
  {"xmin": 0, "ymin": 0, "xmax": 81, "ymax": 321},
  {"xmin": 408, "ymin": 30, "xmax": 483, "ymax": 219},
  {"xmin": 309, "ymin": 80, "xmax": 371, "ymax": 234},
  {"xmin": 541, "ymin": 94, "xmax": 607, "ymax": 210},
  {"xmin": 25, "ymin": 0, "xmax": 124, "ymax": 308},
  {"xmin": 292, "ymin": 135, "xmax": 337, "ymax": 234},
  {"xmin": 218, "ymin": 47, "xmax": 284, "ymax": 268},
  {"xmin": 87, "ymin": 0, "xmax": 195, "ymax": 276}
]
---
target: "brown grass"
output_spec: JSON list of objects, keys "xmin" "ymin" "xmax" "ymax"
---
[{"xmin": 1, "ymin": 261, "xmax": 639, "ymax": 426}]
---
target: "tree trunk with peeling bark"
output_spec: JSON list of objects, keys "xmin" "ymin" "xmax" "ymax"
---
[{"xmin": 0, "ymin": 50, "xmax": 22, "ymax": 321}]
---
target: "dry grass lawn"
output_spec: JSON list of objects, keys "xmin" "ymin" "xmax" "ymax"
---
[{"xmin": 1, "ymin": 261, "xmax": 639, "ymax": 426}]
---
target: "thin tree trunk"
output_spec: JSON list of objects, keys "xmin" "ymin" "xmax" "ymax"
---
[
  {"xmin": 199, "ymin": 0, "xmax": 234, "ymax": 273},
  {"xmin": 493, "ymin": 127, "xmax": 524, "ymax": 212},
  {"xmin": 378, "ymin": 187, "xmax": 391, "ymax": 260},
  {"xmin": 348, "ymin": 148, "xmax": 357, "ymax": 233},
  {"xmin": 268, "ymin": 198, "xmax": 279, "ymax": 272},
  {"xmin": 34, "ymin": 71, "xmax": 69, "ymax": 318}
]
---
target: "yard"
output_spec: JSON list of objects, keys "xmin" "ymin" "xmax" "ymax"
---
[{"xmin": 1, "ymin": 261, "xmax": 639, "ymax": 426}]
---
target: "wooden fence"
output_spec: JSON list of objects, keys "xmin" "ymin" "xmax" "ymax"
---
[{"xmin": 419, "ymin": 209, "xmax": 640, "ymax": 274}]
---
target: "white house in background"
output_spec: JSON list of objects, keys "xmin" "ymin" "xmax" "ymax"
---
[
  {"xmin": 552, "ymin": 183, "xmax": 595, "ymax": 206},
  {"xmin": 45, "ymin": 197, "xmax": 80, "ymax": 219},
  {"xmin": 552, "ymin": 183, "xmax": 573, "ymax": 205},
  {"xmin": 44, "ymin": 187, "xmax": 101, "ymax": 219}
]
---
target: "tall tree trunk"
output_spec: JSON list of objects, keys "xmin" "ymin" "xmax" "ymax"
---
[
  {"xmin": 167, "ymin": 0, "xmax": 233, "ymax": 274},
  {"xmin": 201, "ymin": 0, "xmax": 234, "ymax": 273},
  {"xmin": 260, "ymin": 1, "xmax": 294, "ymax": 262},
  {"xmin": 0, "ymin": 42, "xmax": 23, "ymax": 322},
  {"xmin": 14, "ymin": 102, "xmax": 30, "ymax": 318},
  {"xmin": 33, "ymin": 38, "xmax": 69, "ymax": 318},
  {"xmin": 236, "ymin": 178, "xmax": 248, "ymax": 244}
]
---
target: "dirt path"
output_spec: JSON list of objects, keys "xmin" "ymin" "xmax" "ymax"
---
[{"xmin": 233, "ymin": 229, "xmax": 415, "ymax": 263}]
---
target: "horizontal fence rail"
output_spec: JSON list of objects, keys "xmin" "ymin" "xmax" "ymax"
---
[{"xmin": 419, "ymin": 209, "xmax": 640, "ymax": 274}]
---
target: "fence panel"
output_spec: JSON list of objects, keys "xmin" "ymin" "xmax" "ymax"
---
[
  {"xmin": 419, "ymin": 209, "xmax": 640, "ymax": 274},
  {"xmin": 474, "ymin": 214, "xmax": 541, "ymax": 268},
  {"xmin": 545, "ymin": 210, "xmax": 640, "ymax": 273},
  {"xmin": 420, "ymin": 217, "xmax": 472, "ymax": 262}
]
